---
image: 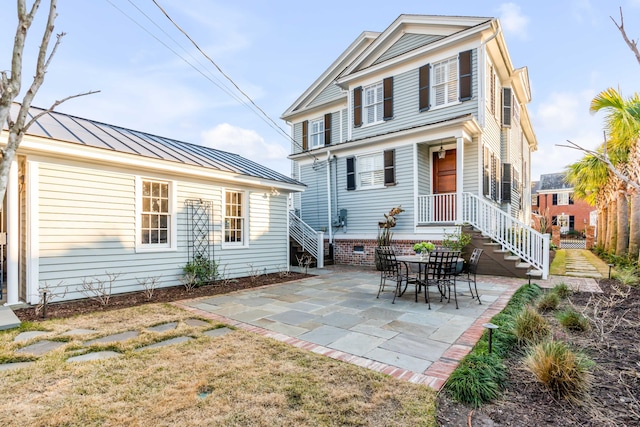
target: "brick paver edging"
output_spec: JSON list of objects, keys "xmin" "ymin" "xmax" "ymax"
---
[{"xmin": 174, "ymin": 282, "xmax": 519, "ymax": 391}]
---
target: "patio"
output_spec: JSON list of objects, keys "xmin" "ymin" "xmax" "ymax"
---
[{"xmin": 178, "ymin": 265, "xmax": 531, "ymax": 390}]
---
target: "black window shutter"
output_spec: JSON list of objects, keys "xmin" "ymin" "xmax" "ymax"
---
[
  {"xmin": 346, "ymin": 157, "xmax": 356, "ymax": 190},
  {"xmin": 483, "ymin": 147, "xmax": 490, "ymax": 196},
  {"xmin": 569, "ymin": 193, "xmax": 574, "ymax": 205},
  {"xmin": 502, "ymin": 88, "xmax": 512, "ymax": 127},
  {"xmin": 491, "ymin": 153, "xmax": 498, "ymax": 201},
  {"xmin": 459, "ymin": 50, "xmax": 472, "ymax": 101},
  {"xmin": 384, "ymin": 149, "xmax": 395, "ymax": 185},
  {"xmin": 552, "ymin": 194, "xmax": 558, "ymax": 205},
  {"xmin": 353, "ymin": 87, "xmax": 362, "ymax": 127},
  {"xmin": 302, "ymin": 120, "xmax": 308, "ymax": 151},
  {"xmin": 383, "ymin": 77, "xmax": 393, "ymax": 120},
  {"xmin": 418, "ymin": 64, "xmax": 430, "ymax": 111},
  {"xmin": 324, "ymin": 113, "xmax": 331, "ymax": 146},
  {"xmin": 502, "ymin": 163, "xmax": 512, "ymax": 203}
]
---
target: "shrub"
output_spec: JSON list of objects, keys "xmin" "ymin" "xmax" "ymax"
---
[
  {"xmin": 613, "ymin": 266, "xmax": 639, "ymax": 286},
  {"xmin": 552, "ymin": 283, "xmax": 572, "ymax": 299},
  {"xmin": 536, "ymin": 291, "xmax": 560, "ymax": 312},
  {"xmin": 183, "ymin": 257, "xmax": 218, "ymax": 286},
  {"xmin": 513, "ymin": 306, "xmax": 550, "ymax": 346},
  {"xmin": 444, "ymin": 353, "xmax": 507, "ymax": 408},
  {"xmin": 557, "ymin": 309, "xmax": 590, "ymax": 332},
  {"xmin": 524, "ymin": 340, "xmax": 593, "ymax": 403}
]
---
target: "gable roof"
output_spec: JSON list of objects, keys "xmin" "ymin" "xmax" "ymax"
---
[
  {"xmin": 7, "ymin": 104, "xmax": 303, "ymax": 189},
  {"xmin": 537, "ymin": 172, "xmax": 572, "ymax": 192}
]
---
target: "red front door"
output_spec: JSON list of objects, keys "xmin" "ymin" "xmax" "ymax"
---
[{"xmin": 433, "ymin": 149, "xmax": 456, "ymax": 221}]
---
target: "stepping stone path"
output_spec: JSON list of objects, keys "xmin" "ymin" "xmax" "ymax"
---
[
  {"xmin": 564, "ymin": 250, "xmax": 603, "ymax": 279},
  {"xmin": 0, "ymin": 318, "xmax": 233, "ymax": 371}
]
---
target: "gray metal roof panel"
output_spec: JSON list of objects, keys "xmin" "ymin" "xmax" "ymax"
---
[
  {"xmin": 538, "ymin": 172, "xmax": 571, "ymax": 191},
  {"xmin": 15, "ymin": 105, "xmax": 302, "ymax": 187}
]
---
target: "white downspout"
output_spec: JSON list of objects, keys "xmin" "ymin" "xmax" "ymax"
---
[{"xmin": 326, "ymin": 151, "xmax": 333, "ymax": 244}]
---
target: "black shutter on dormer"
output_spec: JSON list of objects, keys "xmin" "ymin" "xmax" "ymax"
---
[
  {"xmin": 419, "ymin": 64, "xmax": 430, "ymax": 111},
  {"xmin": 383, "ymin": 77, "xmax": 393, "ymax": 120},
  {"xmin": 552, "ymin": 194, "xmax": 558, "ymax": 205},
  {"xmin": 346, "ymin": 157, "xmax": 356, "ymax": 190},
  {"xmin": 353, "ymin": 87, "xmax": 362, "ymax": 127},
  {"xmin": 324, "ymin": 113, "xmax": 331, "ymax": 146},
  {"xmin": 502, "ymin": 88, "xmax": 512, "ymax": 127},
  {"xmin": 384, "ymin": 149, "xmax": 395, "ymax": 185},
  {"xmin": 302, "ymin": 120, "xmax": 308, "ymax": 151},
  {"xmin": 459, "ymin": 50, "xmax": 472, "ymax": 101}
]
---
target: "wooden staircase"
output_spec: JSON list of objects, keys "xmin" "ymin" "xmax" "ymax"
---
[
  {"xmin": 289, "ymin": 238, "xmax": 333, "ymax": 268},
  {"xmin": 462, "ymin": 225, "xmax": 541, "ymax": 279}
]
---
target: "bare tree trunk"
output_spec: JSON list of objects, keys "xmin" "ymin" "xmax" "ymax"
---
[
  {"xmin": 629, "ymin": 192, "xmax": 640, "ymax": 259},
  {"xmin": 597, "ymin": 207, "xmax": 606, "ymax": 248},
  {"xmin": 606, "ymin": 196, "xmax": 616, "ymax": 253},
  {"xmin": 616, "ymin": 188, "xmax": 629, "ymax": 256}
]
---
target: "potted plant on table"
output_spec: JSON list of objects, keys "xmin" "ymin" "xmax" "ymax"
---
[{"xmin": 413, "ymin": 241, "xmax": 435, "ymax": 260}]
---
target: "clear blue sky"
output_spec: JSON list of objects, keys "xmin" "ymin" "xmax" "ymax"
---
[{"xmin": 2, "ymin": 1, "xmax": 639, "ymax": 181}]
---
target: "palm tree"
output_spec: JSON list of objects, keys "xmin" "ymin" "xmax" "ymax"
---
[{"xmin": 589, "ymin": 88, "xmax": 640, "ymax": 259}]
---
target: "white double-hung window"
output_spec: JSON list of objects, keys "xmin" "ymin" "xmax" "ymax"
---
[
  {"xmin": 358, "ymin": 152, "xmax": 384, "ymax": 188},
  {"xmin": 137, "ymin": 177, "xmax": 176, "ymax": 251},
  {"xmin": 363, "ymin": 82, "xmax": 383, "ymax": 124},
  {"xmin": 432, "ymin": 56, "xmax": 458, "ymax": 107},
  {"xmin": 224, "ymin": 189, "xmax": 246, "ymax": 245},
  {"xmin": 310, "ymin": 118, "xmax": 324, "ymax": 148}
]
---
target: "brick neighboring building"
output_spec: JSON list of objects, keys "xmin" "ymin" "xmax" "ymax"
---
[{"xmin": 531, "ymin": 172, "xmax": 595, "ymax": 235}]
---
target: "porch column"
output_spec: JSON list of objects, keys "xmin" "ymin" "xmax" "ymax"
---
[
  {"xmin": 456, "ymin": 136, "xmax": 464, "ymax": 223},
  {"xmin": 6, "ymin": 159, "xmax": 19, "ymax": 305}
]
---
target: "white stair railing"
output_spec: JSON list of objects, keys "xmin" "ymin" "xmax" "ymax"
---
[
  {"xmin": 461, "ymin": 192, "xmax": 549, "ymax": 279},
  {"xmin": 289, "ymin": 211, "xmax": 324, "ymax": 269}
]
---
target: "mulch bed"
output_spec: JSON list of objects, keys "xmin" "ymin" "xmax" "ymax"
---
[
  {"xmin": 437, "ymin": 278, "xmax": 640, "ymax": 427},
  {"xmin": 13, "ymin": 271, "xmax": 311, "ymax": 322}
]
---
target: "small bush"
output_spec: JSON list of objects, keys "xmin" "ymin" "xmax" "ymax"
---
[
  {"xmin": 613, "ymin": 266, "xmax": 639, "ymax": 286},
  {"xmin": 524, "ymin": 340, "xmax": 593, "ymax": 403},
  {"xmin": 183, "ymin": 257, "xmax": 218, "ymax": 286},
  {"xmin": 557, "ymin": 309, "xmax": 590, "ymax": 332},
  {"xmin": 513, "ymin": 306, "xmax": 550, "ymax": 346},
  {"xmin": 552, "ymin": 283, "xmax": 572, "ymax": 299},
  {"xmin": 444, "ymin": 352, "xmax": 507, "ymax": 407},
  {"xmin": 536, "ymin": 291, "xmax": 560, "ymax": 312}
]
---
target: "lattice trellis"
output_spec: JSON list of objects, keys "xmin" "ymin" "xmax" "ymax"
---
[{"xmin": 185, "ymin": 199, "xmax": 214, "ymax": 263}]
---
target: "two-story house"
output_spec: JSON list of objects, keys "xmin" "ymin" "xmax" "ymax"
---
[
  {"xmin": 282, "ymin": 14, "xmax": 548, "ymax": 278},
  {"xmin": 532, "ymin": 172, "xmax": 596, "ymax": 236}
]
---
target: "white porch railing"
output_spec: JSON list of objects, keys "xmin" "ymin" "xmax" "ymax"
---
[
  {"xmin": 289, "ymin": 211, "xmax": 324, "ymax": 268},
  {"xmin": 416, "ymin": 193, "xmax": 457, "ymax": 223},
  {"xmin": 417, "ymin": 193, "xmax": 549, "ymax": 279},
  {"xmin": 461, "ymin": 192, "xmax": 549, "ymax": 279}
]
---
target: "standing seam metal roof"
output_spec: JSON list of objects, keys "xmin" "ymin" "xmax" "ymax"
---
[{"xmin": 13, "ymin": 104, "xmax": 302, "ymax": 187}]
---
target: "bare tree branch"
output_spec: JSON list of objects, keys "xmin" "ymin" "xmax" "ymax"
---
[
  {"xmin": 23, "ymin": 90, "xmax": 101, "ymax": 130},
  {"xmin": 557, "ymin": 140, "xmax": 640, "ymax": 192},
  {"xmin": 611, "ymin": 7, "xmax": 640, "ymax": 66}
]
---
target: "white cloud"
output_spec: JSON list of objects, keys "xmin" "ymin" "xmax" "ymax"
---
[
  {"xmin": 498, "ymin": 3, "xmax": 529, "ymax": 40},
  {"xmin": 200, "ymin": 123, "xmax": 289, "ymax": 172}
]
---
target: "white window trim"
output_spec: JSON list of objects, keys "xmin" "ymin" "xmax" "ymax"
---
[
  {"xmin": 135, "ymin": 176, "xmax": 177, "ymax": 253},
  {"xmin": 356, "ymin": 151, "xmax": 384, "ymax": 190},
  {"xmin": 431, "ymin": 56, "xmax": 459, "ymax": 109},
  {"xmin": 310, "ymin": 118, "xmax": 324, "ymax": 148},
  {"xmin": 557, "ymin": 192, "xmax": 570, "ymax": 206},
  {"xmin": 222, "ymin": 188, "xmax": 249, "ymax": 248},
  {"xmin": 363, "ymin": 82, "xmax": 383, "ymax": 126}
]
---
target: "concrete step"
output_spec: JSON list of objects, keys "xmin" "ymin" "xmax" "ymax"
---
[{"xmin": 0, "ymin": 306, "xmax": 20, "ymax": 331}]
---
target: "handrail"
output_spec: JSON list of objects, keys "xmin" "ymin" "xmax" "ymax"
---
[
  {"xmin": 289, "ymin": 211, "xmax": 324, "ymax": 268},
  {"xmin": 461, "ymin": 192, "xmax": 549, "ymax": 279},
  {"xmin": 416, "ymin": 193, "xmax": 457, "ymax": 223}
]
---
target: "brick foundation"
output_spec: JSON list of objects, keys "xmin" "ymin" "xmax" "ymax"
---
[{"xmin": 332, "ymin": 239, "xmax": 442, "ymax": 266}]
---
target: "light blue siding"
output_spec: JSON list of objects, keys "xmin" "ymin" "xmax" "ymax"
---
[
  {"xmin": 352, "ymin": 49, "xmax": 478, "ymax": 141},
  {"xmin": 374, "ymin": 34, "xmax": 444, "ymax": 65},
  {"xmin": 299, "ymin": 161, "xmax": 329, "ymax": 230},
  {"xmin": 309, "ymin": 84, "xmax": 343, "ymax": 108}
]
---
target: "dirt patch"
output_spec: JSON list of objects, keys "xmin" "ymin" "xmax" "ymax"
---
[
  {"xmin": 13, "ymin": 271, "xmax": 311, "ymax": 322},
  {"xmin": 437, "ymin": 278, "xmax": 640, "ymax": 427}
]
